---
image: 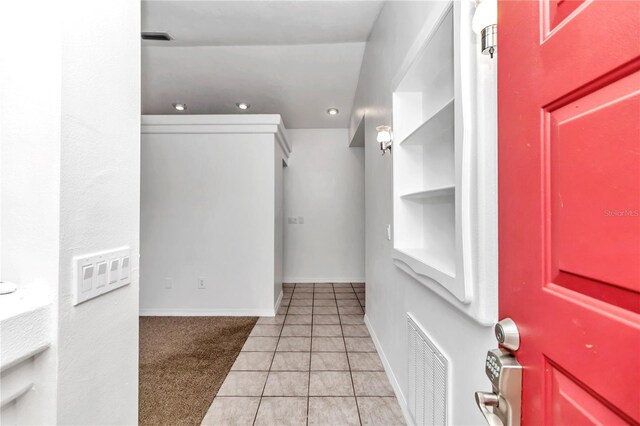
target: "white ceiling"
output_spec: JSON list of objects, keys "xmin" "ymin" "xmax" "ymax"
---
[
  {"xmin": 141, "ymin": 1, "xmax": 384, "ymax": 128},
  {"xmin": 142, "ymin": 1, "xmax": 384, "ymax": 47}
]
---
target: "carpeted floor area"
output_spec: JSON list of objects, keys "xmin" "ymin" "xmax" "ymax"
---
[{"xmin": 139, "ymin": 316, "xmax": 257, "ymax": 426}]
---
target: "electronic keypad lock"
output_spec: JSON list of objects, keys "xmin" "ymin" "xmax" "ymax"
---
[{"xmin": 475, "ymin": 319, "xmax": 522, "ymax": 426}]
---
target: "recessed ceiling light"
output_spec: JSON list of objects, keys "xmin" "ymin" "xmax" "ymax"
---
[
  {"xmin": 236, "ymin": 102, "xmax": 250, "ymax": 110},
  {"xmin": 173, "ymin": 103, "xmax": 187, "ymax": 111},
  {"xmin": 327, "ymin": 108, "xmax": 339, "ymax": 116}
]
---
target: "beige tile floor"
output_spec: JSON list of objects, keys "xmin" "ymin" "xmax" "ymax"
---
[{"xmin": 201, "ymin": 282, "xmax": 406, "ymax": 426}]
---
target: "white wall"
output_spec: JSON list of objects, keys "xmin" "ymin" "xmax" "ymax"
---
[
  {"xmin": 56, "ymin": 1, "xmax": 141, "ymax": 423},
  {"xmin": 1, "ymin": 0, "xmax": 140, "ymax": 424},
  {"xmin": 284, "ymin": 129, "xmax": 365, "ymax": 283},
  {"xmin": 350, "ymin": 1, "xmax": 497, "ymax": 424},
  {"xmin": 0, "ymin": 1, "xmax": 61, "ymax": 423},
  {"xmin": 140, "ymin": 127, "xmax": 284, "ymax": 316}
]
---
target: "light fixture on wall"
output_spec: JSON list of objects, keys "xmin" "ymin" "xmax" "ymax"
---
[
  {"xmin": 472, "ymin": 0, "xmax": 497, "ymax": 58},
  {"xmin": 141, "ymin": 32, "xmax": 173, "ymax": 41},
  {"xmin": 327, "ymin": 108, "xmax": 339, "ymax": 116},
  {"xmin": 172, "ymin": 103, "xmax": 187, "ymax": 111},
  {"xmin": 236, "ymin": 102, "xmax": 250, "ymax": 110},
  {"xmin": 376, "ymin": 125, "xmax": 393, "ymax": 155}
]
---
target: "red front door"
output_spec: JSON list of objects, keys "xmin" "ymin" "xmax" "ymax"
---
[{"xmin": 498, "ymin": 0, "xmax": 640, "ymax": 424}]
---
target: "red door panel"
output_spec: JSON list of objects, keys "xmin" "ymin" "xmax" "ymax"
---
[
  {"xmin": 551, "ymin": 73, "xmax": 640, "ymax": 292},
  {"xmin": 546, "ymin": 363, "xmax": 630, "ymax": 425},
  {"xmin": 499, "ymin": 0, "xmax": 640, "ymax": 424}
]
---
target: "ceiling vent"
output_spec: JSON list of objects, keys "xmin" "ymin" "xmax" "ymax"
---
[{"xmin": 141, "ymin": 32, "xmax": 172, "ymax": 41}]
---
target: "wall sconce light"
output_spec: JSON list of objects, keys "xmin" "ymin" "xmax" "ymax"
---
[
  {"xmin": 376, "ymin": 125, "xmax": 393, "ymax": 155},
  {"xmin": 472, "ymin": 0, "xmax": 497, "ymax": 58}
]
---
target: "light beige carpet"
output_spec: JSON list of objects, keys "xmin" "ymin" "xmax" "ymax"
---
[{"xmin": 139, "ymin": 316, "xmax": 257, "ymax": 426}]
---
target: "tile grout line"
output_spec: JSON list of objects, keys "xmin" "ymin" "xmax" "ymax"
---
[
  {"xmin": 341, "ymin": 282, "xmax": 363, "ymax": 426},
  {"xmin": 306, "ymin": 283, "xmax": 314, "ymax": 426},
  {"xmin": 251, "ymin": 285, "xmax": 290, "ymax": 426}
]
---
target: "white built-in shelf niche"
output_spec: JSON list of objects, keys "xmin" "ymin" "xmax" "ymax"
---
[{"xmin": 392, "ymin": 3, "xmax": 469, "ymax": 303}]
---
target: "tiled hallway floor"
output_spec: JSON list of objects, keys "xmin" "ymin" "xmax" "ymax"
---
[{"xmin": 201, "ymin": 282, "xmax": 406, "ymax": 426}]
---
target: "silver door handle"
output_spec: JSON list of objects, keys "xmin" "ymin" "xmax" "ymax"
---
[
  {"xmin": 475, "ymin": 391, "xmax": 503, "ymax": 426},
  {"xmin": 476, "ymin": 319, "xmax": 522, "ymax": 426}
]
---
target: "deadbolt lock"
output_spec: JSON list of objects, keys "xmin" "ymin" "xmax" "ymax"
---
[{"xmin": 495, "ymin": 318, "xmax": 520, "ymax": 351}]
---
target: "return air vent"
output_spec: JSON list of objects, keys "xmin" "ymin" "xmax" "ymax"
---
[
  {"xmin": 407, "ymin": 313, "xmax": 448, "ymax": 425},
  {"xmin": 141, "ymin": 32, "xmax": 172, "ymax": 41}
]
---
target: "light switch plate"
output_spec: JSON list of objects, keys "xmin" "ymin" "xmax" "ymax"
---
[
  {"xmin": 164, "ymin": 277, "xmax": 173, "ymax": 289},
  {"xmin": 73, "ymin": 247, "xmax": 131, "ymax": 306}
]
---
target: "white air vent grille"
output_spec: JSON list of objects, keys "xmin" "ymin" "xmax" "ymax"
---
[{"xmin": 407, "ymin": 314, "xmax": 448, "ymax": 425}]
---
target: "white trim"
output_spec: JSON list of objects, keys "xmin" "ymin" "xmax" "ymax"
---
[
  {"xmin": 393, "ymin": 261, "xmax": 493, "ymax": 326},
  {"xmin": 283, "ymin": 277, "xmax": 365, "ymax": 283},
  {"xmin": 140, "ymin": 114, "xmax": 291, "ymax": 157},
  {"xmin": 0, "ymin": 382, "xmax": 34, "ymax": 408},
  {"xmin": 0, "ymin": 297, "xmax": 53, "ymax": 371},
  {"xmin": 391, "ymin": 1, "xmax": 453, "ymax": 90},
  {"xmin": 142, "ymin": 113, "xmax": 282, "ymax": 126},
  {"xmin": 389, "ymin": 0, "xmax": 498, "ymax": 326},
  {"xmin": 139, "ymin": 308, "xmax": 275, "ymax": 317},
  {"xmin": 274, "ymin": 289, "xmax": 283, "ymax": 312},
  {"xmin": 0, "ymin": 343, "xmax": 50, "ymax": 373},
  {"xmin": 364, "ymin": 314, "xmax": 414, "ymax": 426}
]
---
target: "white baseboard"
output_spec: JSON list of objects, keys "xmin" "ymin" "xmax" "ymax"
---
[
  {"xmin": 283, "ymin": 277, "xmax": 365, "ymax": 283},
  {"xmin": 141, "ymin": 291, "xmax": 284, "ymax": 318},
  {"xmin": 274, "ymin": 289, "xmax": 283, "ymax": 312},
  {"xmin": 139, "ymin": 308, "xmax": 275, "ymax": 317},
  {"xmin": 364, "ymin": 314, "xmax": 414, "ymax": 426}
]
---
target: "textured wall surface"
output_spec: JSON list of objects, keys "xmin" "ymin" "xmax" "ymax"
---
[
  {"xmin": 57, "ymin": 0, "xmax": 141, "ymax": 423},
  {"xmin": 284, "ymin": 129, "xmax": 365, "ymax": 283},
  {"xmin": 140, "ymin": 132, "xmax": 279, "ymax": 315}
]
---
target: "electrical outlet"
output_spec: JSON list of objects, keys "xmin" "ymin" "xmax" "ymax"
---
[
  {"xmin": 298, "ymin": 216, "xmax": 304, "ymax": 224},
  {"xmin": 386, "ymin": 224, "xmax": 392, "ymax": 241},
  {"xmin": 198, "ymin": 277, "xmax": 207, "ymax": 289},
  {"xmin": 288, "ymin": 217, "xmax": 298, "ymax": 224},
  {"xmin": 164, "ymin": 277, "xmax": 173, "ymax": 289}
]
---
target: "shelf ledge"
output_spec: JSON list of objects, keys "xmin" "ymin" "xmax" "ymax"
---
[
  {"xmin": 399, "ymin": 97, "xmax": 455, "ymax": 146},
  {"xmin": 0, "ymin": 289, "xmax": 53, "ymax": 372},
  {"xmin": 394, "ymin": 247, "xmax": 456, "ymax": 278},
  {"xmin": 401, "ymin": 185, "xmax": 455, "ymax": 200}
]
